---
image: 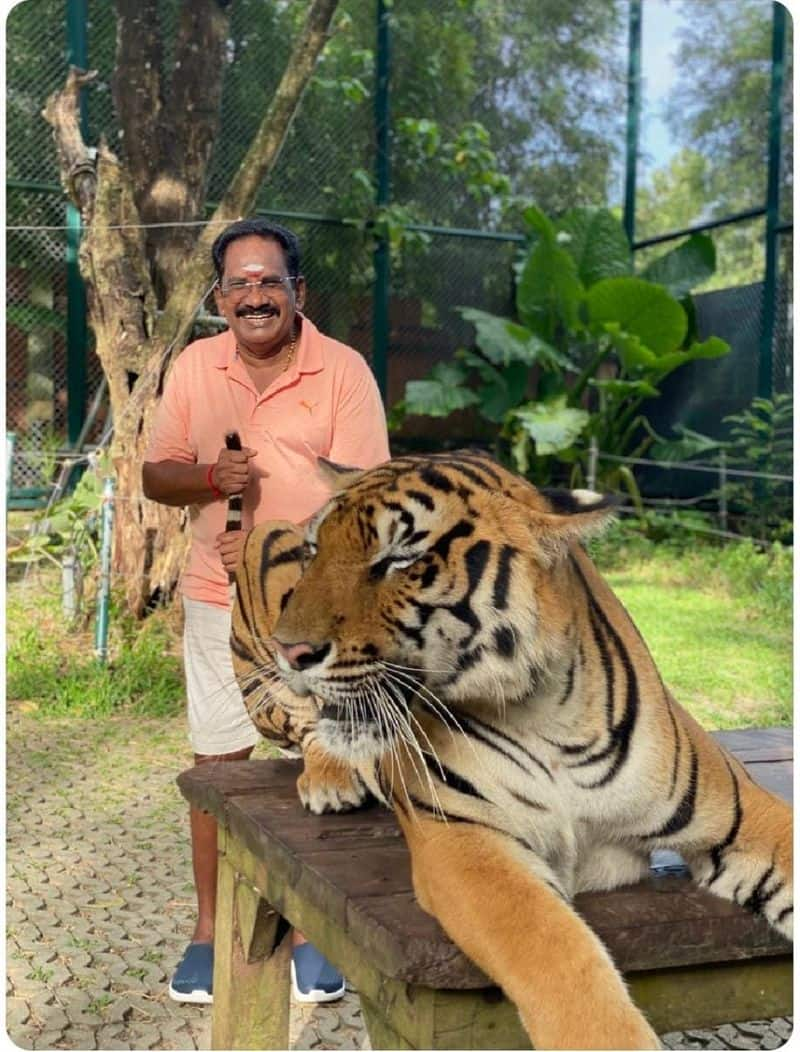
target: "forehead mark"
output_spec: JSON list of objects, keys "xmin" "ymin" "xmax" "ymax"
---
[{"xmin": 241, "ymin": 262, "xmax": 266, "ymax": 275}]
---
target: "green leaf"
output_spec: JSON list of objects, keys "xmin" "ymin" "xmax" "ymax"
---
[
  {"xmin": 403, "ymin": 361, "xmax": 479, "ymax": 417},
  {"xmin": 516, "ymin": 238, "xmax": 584, "ymax": 340},
  {"xmin": 457, "ymin": 348, "xmax": 503, "ymax": 385},
  {"xmin": 476, "ymin": 361, "xmax": 529, "ymax": 423},
  {"xmin": 649, "ymin": 336, "xmax": 730, "ymax": 382},
  {"xmin": 457, "ymin": 307, "xmax": 526, "ymax": 364},
  {"xmin": 457, "ymin": 307, "xmax": 566, "ymax": 368},
  {"xmin": 685, "ymin": 335, "xmax": 730, "ymax": 360},
  {"xmin": 639, "ymin": 234, "xmax": 716, "ymax": 299},
  {"xmin": 507, "ymin": 397, "xmax": 589, "ymax": 455},
  {"xmin": 589, "ymin": 378, "xmax": 660, "ymax": 399},
  {"xmin": 587, "ymin": 277, "xmax": 687, "ymax": 355},
  {"xmin": 556, "ymin": 208, "xmax": 631, "ymax": 287},
  {"xmin": 510, "ymin": 428, "xmax": 531, "ymax": 475},
  {"xmin": 649, "ymin": 425, "xmax": 722, "ymax": 462},
  {"xmin": 602, "ymin": 324, "xmax": 657, "ymax": 370},
  {"xmin": 521, "ymin": 204, "xmax": 557, "ymax": 242}
]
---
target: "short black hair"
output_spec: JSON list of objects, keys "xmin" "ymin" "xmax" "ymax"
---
[{"xmin": 211, "ymin": 218, "xmax": 301, "ymax": 281}]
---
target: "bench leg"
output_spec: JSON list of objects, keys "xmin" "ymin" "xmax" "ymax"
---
[
  {"xmin": 359, "ymin": 993, "xmax": 416, "ymax": 1050},
  {"xmin": 212, "ymin": 852, "xmax": 291, "ymax": 1050}
]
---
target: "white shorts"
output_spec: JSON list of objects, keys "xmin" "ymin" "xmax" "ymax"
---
[{"xmin": 182, "ymin": 595, "xmax": 260, "ymax": 756}]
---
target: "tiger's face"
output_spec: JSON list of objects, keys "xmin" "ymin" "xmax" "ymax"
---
[{"xmin": 269, "ymin": 453, "xmax": 613, "ymax": 760}]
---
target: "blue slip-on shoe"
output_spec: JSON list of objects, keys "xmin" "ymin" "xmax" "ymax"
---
[
  {"xmin": 168, "ymin": 942, "xmax": 214, "ymax": 1004},
  {"xmin": 291, "ymin": 942, "xmax": 346, "ymax": 1003}
]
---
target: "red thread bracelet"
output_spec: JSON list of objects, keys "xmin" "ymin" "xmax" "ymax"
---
[{"xmin": 206, "ymin": 464, "xmax": 223, "ymax": 500}]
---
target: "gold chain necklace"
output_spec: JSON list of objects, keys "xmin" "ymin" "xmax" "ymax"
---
[
  {"xmin": 236, "ymin": 326, "xmax": 297, "ymax": 372},
  {"xmin": 282, "ymin": 326, "xmax": 297, "ymax": 372}
]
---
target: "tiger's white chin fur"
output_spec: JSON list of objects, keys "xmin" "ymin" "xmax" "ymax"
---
[{"xmin": 316, "ymin": 716, "xmax": 391, "ymax": 763}]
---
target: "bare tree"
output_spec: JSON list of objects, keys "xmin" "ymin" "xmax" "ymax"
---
[{"xmin": 43, "ymin": 0, "xmax": 340, "ymax": 615}]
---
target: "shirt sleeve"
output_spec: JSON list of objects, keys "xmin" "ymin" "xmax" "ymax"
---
[
  {"xmin": 144, "ymin": 356, "xmax": 196, "ymax": 464},
  {"xmin": 328, "ymin": 354, "xmax": 391, "ymax": 469}
]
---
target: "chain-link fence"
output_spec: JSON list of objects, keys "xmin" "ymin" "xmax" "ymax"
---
[{"xmin": 5, "ymin": 0, "xmax": 792, "ymax": 516}]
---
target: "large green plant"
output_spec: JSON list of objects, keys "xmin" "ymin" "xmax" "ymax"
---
[{"xmin": 395, "ymin": 205, "xmax": 730, "ymax": 489}]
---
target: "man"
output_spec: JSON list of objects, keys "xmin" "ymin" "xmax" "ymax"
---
[{"xmin": 142, "ymin": 218, "xmax": 390, "ymax": 1005}]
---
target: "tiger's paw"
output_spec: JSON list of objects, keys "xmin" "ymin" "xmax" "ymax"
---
[{"xmin": 297, "ymin": 741, "xmax": 369, "ymax": 814}]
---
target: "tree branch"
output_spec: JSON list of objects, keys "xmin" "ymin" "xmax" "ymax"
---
[
  {"xmin": 112, "ymin": 0, "xmax": 164, "ymax": 214},
  {"xmin": 41, "ymin": 66, "xmax": 98, "ymax": 221},
  {"xmin": 82, "ymin": 143, "xmax": 158, "ymax": 390}
]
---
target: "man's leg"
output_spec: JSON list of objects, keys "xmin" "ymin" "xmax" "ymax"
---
[
  {"xmin": 170, "ymin": 597, "xmax": 260, "ymax": 1004},
  {"xmin": 190, "ymin": 746, "xmax": 254, "ymax": 944}
]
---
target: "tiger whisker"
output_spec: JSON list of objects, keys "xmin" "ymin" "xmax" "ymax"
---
[
  {"xmin": 381, "ymin": 679, "xmax": 446, "ymax": 780},
  {"xmin": 378, "ymin": 664, "xmax": 464, "ymax": 735},
  {"xmin": 376, "ymin": 682, "xmax": 445, "ymax": 820},
  {"xmin": 381, "ymin": 658, "xmax": 458, "ymax": 676},
  {"xmin": 379, "ymin": 666, "xmax": 482, "ymax": 766}
]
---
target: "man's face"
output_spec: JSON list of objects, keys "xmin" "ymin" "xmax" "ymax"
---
[{"xmin": 214, "ymin": 234, "xmax": 306, "ymax": 357}]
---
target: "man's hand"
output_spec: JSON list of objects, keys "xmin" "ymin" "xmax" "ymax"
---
[
  {"xmin": 210, "ymin": 446, "xmax": 258, "ymax": 496},
  {"xmin": 215, "ymin": 529, "xmax": 248, "ymax": 574}
]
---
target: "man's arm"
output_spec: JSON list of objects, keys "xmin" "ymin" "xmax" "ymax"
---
[
  {"xmin": 142, "ymin": 460, "xmax": 218, "ymax": 507},
  {"xmin": 143, "ymin": 447, "xmax": 258, "ymax": 507}
]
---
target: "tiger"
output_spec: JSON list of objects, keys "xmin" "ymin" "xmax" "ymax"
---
[{"xmin": 230, "ymin": 450, "xmax": 792, "ymax": 1051}]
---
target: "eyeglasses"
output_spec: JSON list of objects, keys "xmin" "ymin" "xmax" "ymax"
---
[{"xmin": 217, "ymin": 276, "xmax": 299, "ymax": 297}]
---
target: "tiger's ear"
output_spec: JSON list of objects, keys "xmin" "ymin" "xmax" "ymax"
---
[
  {"xmin": 531, "ymin": 488, "xmax": 620, "ymax": 562},
  {"xmin": 317, "ymin": 456, "xmax": 365, "ymax": 492}
]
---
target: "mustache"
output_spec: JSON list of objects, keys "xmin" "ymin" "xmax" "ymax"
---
[{"xmin": 235, "ymin": 303, "xmax": 279, "ymax": 318}]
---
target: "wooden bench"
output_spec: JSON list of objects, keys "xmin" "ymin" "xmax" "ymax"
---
[{"xmin": 177, "ymin": 727, "xmax": 792, "ymax": 1050}]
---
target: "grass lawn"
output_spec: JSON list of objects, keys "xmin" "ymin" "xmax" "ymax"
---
[
  {"xmin": 594, "ymin": 533, "xmax": 792, "ymax": 731},
  {"xmin": 607, "ymin": 566, "xmax": 791, "ymax": 730}
]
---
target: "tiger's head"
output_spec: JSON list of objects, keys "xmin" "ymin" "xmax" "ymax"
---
[{"xmin": 268, "ymin": 451, "xmax": 616, "ymax": 761}]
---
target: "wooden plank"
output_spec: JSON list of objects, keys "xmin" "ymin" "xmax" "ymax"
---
[
  {"xmin": 575, "ymin": 877, "xmax": 789, "ymax": 971},
  {"xmin": 714, "ymin": 727, "xmax": 792, "ymax": 755},
  {"xmin": 359, "ymin": 994, "xmax": 417, "ymax": 1050},
  {"xmin": 742, "ymin": 760, "xmax": 792, "ymax": 802},
  {"xmin": 177, "ymin": 758, "xmax": 304, "ymax": 821},
  {"xmin": 430, "ymin": 987, "xmax": 530, "ymax": 1050},
  {"xmin": 630, "ymin": 957, "xmax": 793, "ymax": 1032}
]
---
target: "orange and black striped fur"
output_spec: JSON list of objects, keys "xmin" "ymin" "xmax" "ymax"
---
[{"xmin": 231, "ymin": 451, "xmax": 792, "ymax": 1050}]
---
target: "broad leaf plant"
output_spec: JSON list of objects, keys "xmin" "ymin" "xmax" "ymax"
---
[{"xmin": 395, "ymin": 205, "xmax": 730, "ymax": 496}]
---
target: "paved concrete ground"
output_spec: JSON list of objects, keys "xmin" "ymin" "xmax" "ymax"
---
[{"xmin": 6, "ymin": 704, "xmax": 791, "ymax": 1050}]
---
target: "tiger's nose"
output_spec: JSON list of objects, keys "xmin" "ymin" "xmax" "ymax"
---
[{"xmin": 271, "ymin": 638, "xmax": 331, "ymax": 670}]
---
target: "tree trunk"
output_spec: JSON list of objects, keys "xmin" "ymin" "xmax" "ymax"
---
[{"xmin": 43, "ymin": 0, "xmax": 341, "ymax": 616}]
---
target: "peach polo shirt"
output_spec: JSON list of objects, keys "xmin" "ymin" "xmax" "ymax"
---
[{"xmin": 146, "ymin": 315, "xmax": 390, "ymax": 608}]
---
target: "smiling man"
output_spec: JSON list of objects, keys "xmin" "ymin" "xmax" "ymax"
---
[{"xmin": 142, "ymin": 218, "xmax": 390, "ymax": 1006}]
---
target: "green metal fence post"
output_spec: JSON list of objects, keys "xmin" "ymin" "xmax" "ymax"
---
[
  {"xmin": 66, "ymin": 0, "xmax": 89, "ymax": 446},
  {"xmin": 372, "ymin": 0, "xmax": 392, "ymax": 403},
  {"xmin": 6, "ymin": 432, "xmax": 17, "ymax": 510},
  {"xmin": 623, "ymin": 0, "xmax": 642, "ymax": 247},
  {"xmin": 759, "ymin": 0, "xmax": 786, "ymax": 401},
  {"xmin": 94, "ymin": 476, "xmax": 115, "ymax": 662}
]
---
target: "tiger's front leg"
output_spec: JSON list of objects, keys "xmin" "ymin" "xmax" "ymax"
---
[
  {"xmin": 232, "ymin": 521, "xmax": 370, "ymax": 814},
  {"xmin": 396, "ymin": 810, "xmax": 659, "ymax": 1051}
]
